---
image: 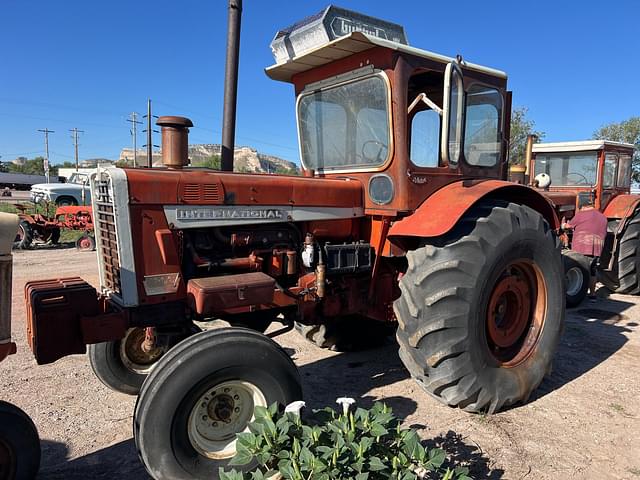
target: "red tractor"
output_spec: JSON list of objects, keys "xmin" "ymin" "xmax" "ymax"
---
[
  {"xmin": 521, "ymin": 139, "xmax": 638, "ymax": 305},
  {"xmin": 24, "ymin": 6, "xmax": 565, "ymax": 479},
  {"xmin": 13, "ymin": 204, "xmax": 94, "ymax": 251}
]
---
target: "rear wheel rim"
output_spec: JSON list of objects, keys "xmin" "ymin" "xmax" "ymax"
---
[
  {"xmin": 486, "ymin": 260, "xmax": 547, "ymax": 367},
  {"xmin": 187, "ymin": 380, "xmax": 266, "ymax": 460},
  {"xmin": 14, "ymin": 225, "xmax": 25, "ymax": 243},
  {"xmin": 566, "ymin": 267, "xmax": 584, "ymax": 297}
]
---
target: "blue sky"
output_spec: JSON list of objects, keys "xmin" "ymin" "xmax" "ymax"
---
[{"xmin": 1, "ymin": 0, "xmax": 638, "ymax": 165}]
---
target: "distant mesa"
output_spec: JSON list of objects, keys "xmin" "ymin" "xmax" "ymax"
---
[{"xmin": 119, "ymin": 144, "xmax": 299, "ymax": 175}]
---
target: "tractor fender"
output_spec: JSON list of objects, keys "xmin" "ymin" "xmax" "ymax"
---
[
  {"xmin": 388, "ymin": 179, "xmax": 559, "ymax": 245},
  {"xmin": 603, "ymin": 194, "xmax": 640, "ymax": 221}
]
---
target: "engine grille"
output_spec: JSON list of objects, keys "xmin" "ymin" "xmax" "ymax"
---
[
  {"xmin": 93, "ymin": 174, "xmax": 121, "ymax": 295},
  {"xmin": 181, "ymin": 183, "xmax": 222, "ymax": 203}
]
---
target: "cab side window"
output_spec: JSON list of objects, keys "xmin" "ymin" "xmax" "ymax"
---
[{"xmin": 410, "ymin": 109, "xmax": 440, "ymax": 168}]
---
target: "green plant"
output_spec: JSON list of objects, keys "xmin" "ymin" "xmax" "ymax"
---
[{"xmin": 221, "ymin": 399, "xmax": 472, "ymax": 480}]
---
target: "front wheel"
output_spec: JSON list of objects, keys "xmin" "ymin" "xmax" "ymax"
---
[
  {"xmin": 0, "ymin": 401, "xmax": 40, "ymax": 480},
  {"xmin": 563, "ymin": 250, "xmax": 589, "ymax": 307},
  {"xmin": 134, "ymin": 328, "xmax": 302, "ymax": 480},
  {"xmin": 88, "ymin": 326, "xmax": 198, "ymax": 395},
  {"xmin": 394, "ymin": 201, "xmax": 564, "ymax": 413}
]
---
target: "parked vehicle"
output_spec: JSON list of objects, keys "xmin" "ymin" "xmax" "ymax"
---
[
  {"xmin": 523, "ymin": 139, "xmax": 638, "ymax": 305},
  {"xmin": 30, "ymin": 172, "xmax": 91, "ymax": 206},
  {"xmin": 24, "ymin": 6, "xmax": 566, "ymax": 479},
  {"xmin": 0, "ymin": 172, "xmax": 62, "ymax": 191},
  {"xmin": 13, "ymin": 203, "xmax": 94, "ymax": 250}
]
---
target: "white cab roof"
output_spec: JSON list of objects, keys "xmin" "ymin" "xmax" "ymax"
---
[
  {"xmin": 532, "ymin": 140, "xmax": 635, "ymax": 153},
  {"xmin": 265, "ymin": 31, "xmax": 507, "ymax": 83}
]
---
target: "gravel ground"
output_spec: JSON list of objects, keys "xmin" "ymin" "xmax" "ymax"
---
[{"xmin": 3, "ymin": 246, "xmax": 639, "ymax": 479}]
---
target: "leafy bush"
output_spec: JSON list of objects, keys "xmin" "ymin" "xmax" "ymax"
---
[{"xmin": 220, "ymin": 399, "xmax": 472, "ymax": 480}]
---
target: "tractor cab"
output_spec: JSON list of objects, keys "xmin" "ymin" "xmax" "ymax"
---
[
  {"xmin": 529, "ymin": 140, "xmax": 635, "ymax": 217},
  {"xmin": 266, "ymin": 5, "xmax": 511, "ymax": 215}
]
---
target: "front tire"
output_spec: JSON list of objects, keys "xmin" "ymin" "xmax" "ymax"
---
[
  {"xmin": 89, "ymin": 326, "xmax": 197, "ymax": 395},
  {"xmin": 394, "ymin": 201, "xmax": 564, "ymax": 413},
  {"xmin": 134, "ymin": 328, "xmax": 302, "ymax": 480},
  {"xmin": 563, "ymin": 250, "xmax": 589, "ymax": 307},
  {"xmin": 0, "ymin": 401, "xmax": 40, "ymax": 480}
]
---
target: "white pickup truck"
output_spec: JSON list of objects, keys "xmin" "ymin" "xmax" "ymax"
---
[{"xmin": 30, "ymin": 172, "xmax": 92, "ymax": 206}]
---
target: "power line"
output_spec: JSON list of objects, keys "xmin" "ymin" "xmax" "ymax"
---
[
  {"xmin": 127, "ymin": 112, "xmax": 142, "ymax": 167},
  {"xmin": 37, "ymin": 128, "xmax": 54, "ymax": 183}
]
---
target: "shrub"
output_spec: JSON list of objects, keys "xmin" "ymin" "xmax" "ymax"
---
[{"xmin": 220, "ymin": 399, "xmax": 472, "ymax": 480}]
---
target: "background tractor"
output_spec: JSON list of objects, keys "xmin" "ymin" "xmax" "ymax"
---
[
  {"xmin": 24, "ymin": 5, "xmax": 565, "ymax": 479},
  {"xmin": 521, "ymin": 138, "xmax": 637, "ymax": 305}
]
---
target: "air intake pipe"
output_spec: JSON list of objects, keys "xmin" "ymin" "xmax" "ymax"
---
[
  {"xmin": 524, "ymin": 134, "xmax": 537, "ymax": 184},
  {"xmin": 157, "ymin": 116, "xmax": 193, "ymax": 169}
]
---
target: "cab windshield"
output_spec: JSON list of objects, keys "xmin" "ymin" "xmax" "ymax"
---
[
  {"xmin": 298, "ymin": 74, "xmax": 390, "ymax": 171},
  {"xmin": 534, "ymin": 152, "xmax": 598, "ymax": 186}
]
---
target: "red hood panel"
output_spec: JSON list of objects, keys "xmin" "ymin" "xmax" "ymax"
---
[{"xmin": 125, "ymin": 168, "xmax": 363, "ymax": 208}]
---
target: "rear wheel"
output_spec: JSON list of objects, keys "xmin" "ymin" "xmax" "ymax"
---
[
  {"xmin": 13, "ymin": 221, "xmax": 33, "ymax": 250},
  {"xmin": 294, "ymin": 315, "xmax": 395, "ymax": 351},
  {"xmin": 394, "ymin": 201, "xmax": 564, "ymax": 413},
  {"xmin": 134, "ymin": 328, "xmax": 302, "ymax": 480},
  {"xmin": 563, "ymin": 250, "xmax": 589, "ymax": 307},
  {"xmin": 56, "ymin": 196, "xmax": 77, "ymax": 207},
  {"xmin": 610, "ymin": 212, "xmax": 640, "ymax": 294},
  {"xmin": 0, "ymin": 401, "xmax": 40, "ymax": 480},
  {"xmin": 88, "ymin": 325, "xmax": 198, "ymax": 395}
]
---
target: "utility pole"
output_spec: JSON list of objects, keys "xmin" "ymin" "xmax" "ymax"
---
[
  {"xmin": 37, "ymin": 128, "xmax": 54, "ymax": 183},
  {"xmin": 127, "ymin": 112, "xmax": 142, "ymax": 167},
  {"xmin": 70, "ymin": 128, "xmax": 84, "ymax": 172},
  {"xmin": 143, "ymin": 99, "xmax": 159, "ymax": 168}
]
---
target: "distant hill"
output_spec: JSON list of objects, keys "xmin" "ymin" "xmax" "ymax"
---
[{"xmin": 119, "ymin": 144, "xmax": 299, "ymax": 175}]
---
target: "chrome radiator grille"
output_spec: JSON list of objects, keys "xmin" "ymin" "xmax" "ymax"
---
[{"xmin": 93, "ymin": 173, "xmax": 121, "ymax": 295}]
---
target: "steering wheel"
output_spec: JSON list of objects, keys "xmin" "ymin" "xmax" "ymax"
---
[
  {"xmin": 361, "ymin": 140, "xmax": 388, "ymax": 163},
  {"xmin": 565, "ymin": 172, "xmax": 590, "ymax": 185}
]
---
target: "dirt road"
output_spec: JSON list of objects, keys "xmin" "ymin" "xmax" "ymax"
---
[{"xmin": 3, "ymin": 247, "xmax": 639, "ymax": 479}]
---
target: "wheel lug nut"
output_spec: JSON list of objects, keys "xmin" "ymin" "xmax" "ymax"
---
[
  {"xmin": 201, "ymin": 402, "xmax": 207, "ymax": 408},
  {"xmin": 234, "ymin": 407, "xmax": 240, "ymax": 413},
  {"xmin": 202, "ymin": 415, "xmax": 208, "ymax": 421},
  {"xmin": 212, "ymin": 422, "xmax": 218, "ymax": 427},
  {"xmin": 234, "ymin": 395, "xmax": 239, "ymax": 400},
  {"xmin": 224, "ymin": 388, "xmax": 230, "ymax": 393}
]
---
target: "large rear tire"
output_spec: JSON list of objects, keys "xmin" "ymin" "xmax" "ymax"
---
[
  {"xmin": 611, "ymin": 212, "xmax": 640, "ymax": 294},
  {"xmin": 294, "ymin": 316, "xmax": 395, "ymax": 351},
  {"xmin": 394, "ymin": 201, "xmax": 564, "ymax": 413},
  {"xmin": 13, "ymin": 221, "xmax": 33, "ymax": 250},
  {"xmin": 134, "ymin": 328, "xmax": 302, "ymax": 480},
  {"xmin": 0, "ymin": 401, "xmax": 40, "ymax": 480}
]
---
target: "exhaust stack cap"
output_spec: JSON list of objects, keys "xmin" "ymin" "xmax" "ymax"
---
[{"xmin": 157, "ymin": 116, "xmax": 193, "ymax": 169}]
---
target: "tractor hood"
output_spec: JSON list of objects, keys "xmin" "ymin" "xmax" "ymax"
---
[
  {"xmin": 124, "ymin": 168, "xmax": 363, "ymax": 207},
  {"xmin": 31, "ymin": 182, "xmax": 81, "ymax": 192}
]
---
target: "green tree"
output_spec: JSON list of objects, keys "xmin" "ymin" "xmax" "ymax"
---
[
  {"xmin": 5, "ymin": 156, "xmax": 58, "ymax": 176},
  {"xmin": 593, "ymin": 117, "xmax": 640, "ymax": 182},
  {"xmin": 201, "ymin": 155, "xmax": 221, "ymax": 170},
  {"xmin": 509, "ymin": 107, "xmax": 545, "ymax": 165}
]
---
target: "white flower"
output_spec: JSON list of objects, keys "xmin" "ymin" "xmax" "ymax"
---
[
  {"xmin": 284, "ymin": 400, "xmax": 306, "ymax": 416},
  {"xmin": 336, "ymin": 397, "xmax": 356, "ymax": 415}
]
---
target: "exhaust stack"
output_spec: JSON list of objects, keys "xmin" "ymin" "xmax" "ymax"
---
[
  {"xmin": 221, "ymin": 0, "xmax": 243, "ymax": 172},
  {"xmin": 157, "ymin": 116, "xmax": 193, "ymax": 169},
  {"xmin": 524, "ymin": 134, "xmax": 537, "ymax": 180}
]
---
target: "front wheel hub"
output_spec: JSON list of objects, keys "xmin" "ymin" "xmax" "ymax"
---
[{"xmin": 187, "ymin": 381, "xmax": 266, "ymax": 459}]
